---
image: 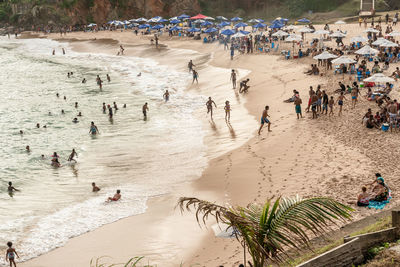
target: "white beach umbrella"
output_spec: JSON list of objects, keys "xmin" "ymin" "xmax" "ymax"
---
[
  {"xmin": 380, "ymin": 40, "xmax": 398, "ymax": 47},
  {"xmin": 136, "ymin": 17, "xmax": 148, "ymax": 22},
  {"xmin": 388, "ymin": 31, "xmax": 400, "ymax": 37},
  {"xmin": 205, "ymin": 16, "xmax": 215, "ymax": 20},
  {"xmin": 88, "ymin": 23, "xmax": 97, "ymax": 27},
  {"xmin": 334, "ymin": 20, "xmax": 346, "ymax": 25},
  {"xmin": 193, "ymin": 19, "xmax": 205, "ymax": 23},
  {"xmin": 313, "ymin": 30, "xmax": 330, "ymax": 35},
  {"xmin": 123, "ymin": 20, "xmax": 130, "ymax": 25},
  {"xmin": 364, "ymin": 73, "xmax": 395, "ymax": 83},
  {"xmin": 232, "ymin": 32, "xmax": 247, "ymax": 38},
  {"xmin": 313, "ymin": 51, "xmax": 338, "ymax": 60},
  {"xmin": 330, "ymin": 31, "xmax": 346, "ymax": 38},
  {"xmin": 331, "ymin": 56, "xmax": 356, "ymax": 64},
  {"xmin": 211, "ymin": 223, "xmax": 237, "ymax": 238},
  {"xmin": 364, "ymin": 28, "xmax": 379, "ymax": 33},
  {"xmin": 284, "ymin": 25, "xmax": 297, "ymax": 30},
  {"xmin": 272, "ymin": 30, "xmax": 289, "ymax": 37},
  {"xmin": 285, "ymin": 34, "xmax": 302, "ymax": 42},
  {"xmin": 355, "ymin": 45, "xmax": 379, "ymax": 55},
  {"xmin": 298, "ymin": 26, "xmax": 313, "ymax": 33},
  {"xmin": 351, "ymin": 35, "xmax": 367, "ymax": 43},
  {"xmin": 372, "ymin": 37, "xmax": 387, "ymax": 46}
]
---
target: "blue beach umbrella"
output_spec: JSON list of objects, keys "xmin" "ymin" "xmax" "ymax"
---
[
  {"xmin": 170, "ymin": 26, "xmax": 182, "ymax": 31},
  {"xmin": 221, "ymin": 29, "xmax": 235, "ymax": 36},
  {"xmin": 253, "ymin": 23, "xmax": 266, "ymax": 28},
  {"xmin": 151, "ymin": 24, "xmax": 164, "ymax": 30},
  {"xmin": 107, "ymin": 20, "xmax": 115, "ymax": 24},
  {"xmin": 201, "ymin": 21, "xmax": 213, "ymax": 27},
  {"xmin": 269, "ymin": 22, "xmax": 284, "ymax": 29},
  {"xmin": 234, "ymin": 22, "xmax": 248, "ymax": 28},
  {"xmin": 138, "ymin": 24, "xmax": 150, "ymax": 29},
  {"xmin": 231, "ymin": 17, "xmax": 243, "ymax": 22},
  {"xmin": 217, "ymin": 21, "xmax": 230, "ymax": 28},
  {"xmin": 158, "ymin": 19, "xmax": 168, "ymax": 23},
  {"xmin": 187, "ymin": 27, "xmax": 201, "ymax": 32},
  {"xmin": 239, "ymin": 30, "xmax": 250, "ymax": 35},
  {"xmin": 136, "ymin": 18, "xmax": 148, "ymax": 22},
  {"xmin": 256, "ymin": 19, "xmax": 265, "ymax": 23},
  {"xmin": 204, "ymin": 27, "xmax": 218, "ymax": 33},
  {"xmin": 170, "ymin": 19, "xmax": 181, "ymax": 24},
  {"xmin": 178, "ymin": 14, "xmax": 190, "ymax": 19},
  {"xmin": 298, "ymin": 18, "xmax": 311, "ymax": 23}
]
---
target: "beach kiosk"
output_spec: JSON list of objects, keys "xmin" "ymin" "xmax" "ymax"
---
[{"xmin": 359, "ymin": 0, "xmax": 375, "ymax": 17}]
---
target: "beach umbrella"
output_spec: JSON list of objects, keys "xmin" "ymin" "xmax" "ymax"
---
[
  {"xmin": 253, "ymin": 23, "xmax": 267, "ymax": 29},
  {"xmin": 331, "ymin": 56, "xmax": 356, "ymax": 64},
  {"xmin": 355, "ymin": 45, "xmax": 379, "ymax": 55},
  {"xmin": 234, "ymin": 22, "xmax": 248, "ymax": 28},
  {"xmin": 169, "ymin": 16, "xmax": 178, "ymax": 21},
  {"xmin": 136, "ymin": 18, "xmax": 148, "ymax": 22},
  {"xmin": 232, "ymin": 32, "xmax": 247, "ymax": 38},
  {"xmin": 297, "ymin": 18, "xmax": 310, "ymax": 23},
  {"xmin": 187, "ymin": 27, "xmax": 201, "ymax": 32},
  {"xmin": 123, "ymin": 20, "xmax": 130, "ymax": 25},
  {"xmin": 178, "ymin": 14, "xmax": 190, "ymax": 19},
  {"xmin": 285, "ymin": 34, "xmax": 302, "ymax": 42},
  {"xmin": 158, "ymin": 19, "xmax": 168, "ymax": 23},
  {"xmin": 170, "ymin": 26, "xmax": 182, "ymax": 31},
  {"xmin": 313, "ymin": 30, "xmax": 330, "ymax": 35},
  {"xmin": 204, "ymin": 27, "xmax": 217, "ymax": 33},
  {"xmin": 351, "ymin": 35, "xmax": 367, "ymax": 43},
  {"xmin": 151, "ymin": 24, "xmax": 164, "ymax": 30},
  {"xmin": 334, "ymin": 20, "xmax": 346, "ymax": 25},
  {"xmin": 388, "ymin": 31, "xmax": 400, "ymax": 37},
  {"xmin": 272, "ymin": 30, "xmax": 289, "ymax": 37},
  {"xmin": 88, "ymin": 23, "xmax": 97, "ymax": 27},
  {"xmin": 201, "ymin": 21, "xmax": 213, "ymax": 27},
  {"xmin": 205, "ymin": 16, "xmax": 215, "ymax": 20},
  {"xmin": 313, "ymin": 51, "xmax": 338, "ymax": 60},
  {"xmin": 372, "ymin": 37, "xmax": 387, "ymax": 46},
  {"xmin": 221, "ymin": 29, "xmax": 236, "ymax": 36},
  {"xmin": 364, "ymin": 28, "xmax": 379, "ymax": 33},
  {"xmin": 239, "ymin": 30, "xmax": 250, "ymax": 35},
  {"xmin": 330, "ymin": 31, "xmax": 346, "ymax": 38},
  {"xmin": 298, "ymin": 26, "xmax": 313, "ymax": 33},
  {"xmin": 380, "ymin": 40, "xmax": 398, "ymax": 47},
  {"xmin": 284, "ymin": 25, "xmax": 297, "ymax": 30},
  {"xmin": 217, "ymin": 21, "xmax": 230, "ymax": 28},
  {"xmin": 248, "ymin": 19, "xmax": 259, "ymax": 23},
  {"xmin": 231, "ymin": 17, "xmax": 243, "ymax": 22},
  {"xmin": 170, "ymin": 19, "xmax": 181, "ymax": 24},
  {"xmin": 138, "ymin": 24, "xmax": 150, "ymax": 29},
  {"xmin": 107, "ymin": 20, "xmax": 115, "ymax": 24},
  {"xmin": 191, "ymin": 14, "xmax": 208, "ymax": 20},
  {"xmin": 148, "ymin": 16, "xmax": 163, "ymax": 23},
  {"xmin": 269, "ymin": 22, "xmax": 284, "ymax": 29},
  {"xmin": 364, "ymin": 73, "xmax": 395, "ymax": 83},
  {"xmin": 216, "ymin": 16, "xmax": 228, "ymax": 21}
]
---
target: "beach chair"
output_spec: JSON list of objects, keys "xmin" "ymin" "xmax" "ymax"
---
[
  {"xmin": 286, "ymin": 50, "xmax": 291, "ymax": 60},
  {"xmin": 334, "ymin": 65, "xmax": 342, "ymax": 74}
]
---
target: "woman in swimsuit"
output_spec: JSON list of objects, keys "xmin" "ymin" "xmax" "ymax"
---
[
  {"xmin": 89, "ymin": 122, "xmax": 99, "ymax": 135},
  {"xmin": 224, "ymin": 101, "xmax": 231, "ymax": 121}
]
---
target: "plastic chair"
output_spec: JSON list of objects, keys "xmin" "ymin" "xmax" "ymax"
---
[{"xmin": 286, "ymin": 50, "xmax": 291, "ymax": 60}]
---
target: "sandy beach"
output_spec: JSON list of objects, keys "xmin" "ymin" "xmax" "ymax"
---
[{"xmin": 19, "ymin": 22, "xmax": 400, "ymax": 267}]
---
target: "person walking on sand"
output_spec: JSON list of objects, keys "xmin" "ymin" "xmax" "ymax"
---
[
  {"xmin": 230, "ymin": 69, "xmax": 237, "ymax": 89},
  {"xmin": 230, "ymin": 45, "xmax": 234, "ymax": 60},
  {"xmin": 351, "ymin": 87, "xmax": 360, "ymax": 108},
  {"xmin": 206, "ymin": 97, "xmax": 217, "ymax": 119},
  {"xmin": 224, "ymin": 101, "xmax": 231, "ymax": 121},
  {"xmin": 337, "ymin": 92, "xmax": 346, "ymax": 116},
  {"xmin": 258, "ymin": 105, "xmax": 271, "ymax": 135},
  {"xmin": 142, "ymin": 103, "xmax": 149, "ymax": 118},
  {"xmin": 294, "ymin": 96, "xmax": 303, "ymax": 119},
  {"xmin": 188, "ymin": 60, "xmax": 195, "ymax": 73},
  {"xmin": 328, "ymin": 96, "xmax": 335, "ymax": 116},
  {"xmin": 192, "ymin": 69, "xmax": 199, "ymax": 84},
  {"xmin": 163, "ymin": 90, "xmax": 170, "ymax": 102},
  {"xmin": 6, "ymin": 241, "xmax": 19, "ymax": 267}
]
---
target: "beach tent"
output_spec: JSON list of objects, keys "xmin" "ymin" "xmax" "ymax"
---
[
  {"xmin": 331, "ymin": 56, "xmax": 356, "ymax": 64},
  {"xmin": 178, "ymin": 14, "xmax": 190, "ymax": 19},
  {"xmin": 351, "ymin": 35, "xmax": 367, "ymax": 43},
  {"xmin": 364, "ymin": 28, "xmax": 379, "ymax": 33},
  {"xmin": 170, "ymin": 26, "xmax": 182, "ymax": 31},
  {"xmin": 272, "ymin": 30, "xmax": 289, "ymax": 37},
  {"xmin": 313, "ymin": 51, "xmax": 338, "ymax": 60},
  {"xmin": 297, "ymin": 18, "xmax": 310, "ymax": 23},
  {"xmin": 234, "ymin": 22, "xmax": 248, "ymax": 28},
  {"xmin": 364, "ymin": 73, "xmax": 395, "ymax": 83},
  {"xmin": 217, "ymin": 21, "xmax": 230, "ymax": 28},
  {"xmin": 138, "ymin": 24, "xmax": 150, "ymax": 29},
  {"xmin": 170, "ymin": 19, "xmax": 181, "ymax": 24},
  {"xmin": 388, "ymin": 31, "xmax": 400, "ymax": 37},
  {"xmin": 204, "ymin": 27, "xmax": 217, "ymax": 33},
  {"xmin": 355, "ymin": 45, "xmax": 379, "ymax": 55},
  {"xmin": 313, "ymin": 30, "xmax": 330, "ymax": 35},
  {"xmin": 191, "ymin": 14, "xmax": 208, "ymax": 20},
  {"xmin": 231, "ymin": 17, "xmax": 243, "ymax": 22},
  {"xmin": 187, "ymin": 28, "xmax": 201, "ymax": 32},
  {"xmin": 221, "ymin": 29, "xmax": 236, "ymax": 36},
  {"xmin": 216, "ymin": 16, "xmax": 228, "ymax": 21}
]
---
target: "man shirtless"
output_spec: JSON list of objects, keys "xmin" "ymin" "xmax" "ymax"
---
[
  {"xmin": 163, "ymin": 90, "xmax": 170, "ymax": 102},
  {"xmin": 258, "ymin": 105, "xmax": 272, "ymax": 135},
  {"xmin": 294, "ymin": 96, "xmax": 303, "ymax": 119},
  {"xmin": 206, "ymin": 97, "xmax": 217, "ymax": 119},
  {"xmin": 388, "ymin": 101, "xmax": 398, "ymax": 132},
  {"xmin": 92, "ymin": 182, "xmax": 100, "ymax": 192},
  {"xmin": 107, "ymin": 190, "xmax": 121, "ymax": 202},
  {"xmin": 239, "ymin": 79, "xmax": 250, "ymax": 93},
  {"xmin": 310, "ymin": 92, "xmax": 319, "ymax": 119},
  {"xmin": 68, "ymin": 148, "xmax": 78, "ymax": 162},
  {"xmin": 230, "ymin": 69, "xmax": 237, "ymax": 89},
  {"xmin": 143, "ymin": 103, "xmax": 149, "ymax": 118}
]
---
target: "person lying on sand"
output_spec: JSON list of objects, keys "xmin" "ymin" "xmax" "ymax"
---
[{"xmin": 107, "ymin": 190, "xmax": 121, "ymax": 202}]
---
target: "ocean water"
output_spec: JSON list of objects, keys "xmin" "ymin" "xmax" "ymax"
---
[{"xmin": 0, "ymin": 37, "xmax": 209, "ymax": 263}]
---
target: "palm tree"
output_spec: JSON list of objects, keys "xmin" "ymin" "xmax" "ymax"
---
[{"xmin": 178, "ymin": 196, "xmax": 353, "ymax": 267}]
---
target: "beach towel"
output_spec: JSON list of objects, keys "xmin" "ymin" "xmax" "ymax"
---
[{"xmin": 368, "ymin": 199, "xmax": 390, "ymax": 210}]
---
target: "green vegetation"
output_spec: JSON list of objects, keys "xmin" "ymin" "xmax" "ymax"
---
[
  {"xmin": 90, "ymin": 256, "xmax": 149, "ymax": 267},
  {"xmin": 179, "ymin": 196, "xmax": 353, "ymax": 267}
]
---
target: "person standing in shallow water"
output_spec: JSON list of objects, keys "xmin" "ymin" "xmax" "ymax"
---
[
  {"xmin": 163, "ymin": 90, "xmax": 170, "ymax": 102},
  {"xmin": 89, "ymin": 122, "xmax": 99, "ymax": 135},
  {"xmin": 192, "ymin": 69, "xmax": 199, "ymax": 84},
  {"xmin": 206, "ymin": 97, "xmax": 217, "ymax": 119},
  {"xmin": 6, "ymin": 241, "xmax": 19, "ymax": 267},
  {"xmin": 230, "ymin": 69, "xmax": 237, "ymax": 89},
  {"xmin": 224, "ymin": 100, "xmax": 231, "ymax": 121},
  {"xmin": 188, "ymin": 60, "xmax": 194, "ymax": 73},
  {"xmin": 142, "ymin": 103, "xmax": 149, "ymax": 119}
]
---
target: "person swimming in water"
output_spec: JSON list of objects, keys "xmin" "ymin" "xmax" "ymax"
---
[
  {"xmin": 92, "ymin": 182, "xmax": 100, "ymax": 192},
  {"xmin": 113, "ymin": 102, "xmax": 118, "ymax": 110},
  {"xmin": 163, "ymin": 90, "xmax": 170, "ymax": 102},
  {"xmin": 26, "ymin": 145, "xmax": 30, "ymax": 152},
  {"xmin": 77, "ymin": 112, "xmax": 82, "ymax": 117},
  {"xmin": 72, "ymin": 118, "xmax": 79, "ymax": 123},
  {"xmin": 19, "ymin": 130, "xmax": 23, "ymax": 135},
  {"xmin": 8, "ymin": 182, "xmax": 19, "ymax": 193},
  {"xmin": 61, "ymin": 109, "xmax": 65, "ymax": 114},
  {"xmin": 51, "ymin": 153, "xmax": 61, "ymax": 167},
  {"xmin": 89, "ymin": 122, "xmax": 99, "ymax": 135},
  {"xmin": 75, "ymin": 102, "xmax": 78, "ymax": 108},
  {"xmin": 108, "ymin": 105, "xmax": 113, "ymax": 118},
  {"xmin": 82, "ymin": 78, "xmax": 86, "ymax": 84},
  {"xmin": 36, "ymin": 123, "xmax": 40, "ymax": 128},
  {"xmin": 68, "ymin": 149, "xmax": 78, "ymax": 162},
  {"xmin": 107, "ymin": 189, "xmax": 121, "ymax": 202}
]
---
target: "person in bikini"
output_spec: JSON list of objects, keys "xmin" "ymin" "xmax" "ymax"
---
[
  {"xmin": 328, "ymin": 96, "xmax": 335, "ymax": 116},
  {"xmin": 89, "ymin": 122, "xmax": 99, "ymax": 135},
  {"xmin": 224, "ymin": 100, "xmax": 231, "ymax": 121},
  {"xmin": 6, "ymin": 241, "xmax": 19, "ymax": 267},
  {"xmin": 258, "ymin": 105, "xmax": 271, "ymax": 135}
]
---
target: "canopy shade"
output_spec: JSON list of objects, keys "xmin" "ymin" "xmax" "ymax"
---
[
  {"xmin": 355, "ymin": 45, "xmax": 379, "ymax": 55},
  {"xmin": 313, "ymin": 51, "xmax": 338, "ymax": 60},
  {"xmin": 364, "ymin": 73, "xmax": 395, "ymax": 83},
  {"xmin": 331, "ymin": 56, "xmax": 356, "ymax": 64}
]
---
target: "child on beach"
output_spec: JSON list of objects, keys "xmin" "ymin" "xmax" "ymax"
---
[
  {"xmin": 6, "ymin": 241, "xmax": 19, "ymax": 267},
  {"xmin": 224, "ymin": 101, "xmax": 231, "ymax": 121},
  {"xmin": 328, "ymin": 96, "xmax": 335, "ymax": 116}
]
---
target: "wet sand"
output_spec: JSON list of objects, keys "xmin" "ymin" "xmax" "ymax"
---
[{"xmin": 21, "ymin": 22, "xmax": 400, "ymax": 266}]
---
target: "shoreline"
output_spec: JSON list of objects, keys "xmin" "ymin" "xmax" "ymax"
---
[{"xmin": 19, "ymin": 24, "xmax": 399, "ymax": 266}]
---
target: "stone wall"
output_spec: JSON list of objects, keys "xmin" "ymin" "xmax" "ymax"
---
[{"xmin": 297, "ymin": 210, "xmax": 400, "ymax": 267}]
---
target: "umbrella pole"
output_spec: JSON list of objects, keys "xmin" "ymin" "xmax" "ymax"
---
[{"xmin": 243, "ymin": 240, "xmax": 246, "ymax": 267}]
